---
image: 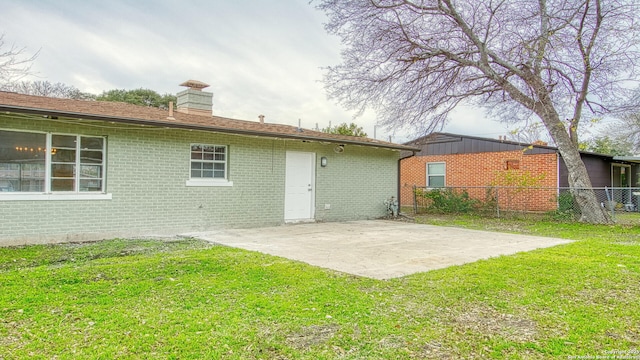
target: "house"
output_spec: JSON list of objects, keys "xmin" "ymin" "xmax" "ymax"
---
[
  {"xmin": 400, "ymin": 132, "xmax": 640, "ymax": 211},
  {"xmin": 0, "ymin": 81, "xmax": 418, "ymax": 246}
]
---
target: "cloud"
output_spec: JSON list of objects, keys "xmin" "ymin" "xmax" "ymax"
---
[{"xmin": 1, "ymin": 0, "xmax": 507, "ymax": 143}]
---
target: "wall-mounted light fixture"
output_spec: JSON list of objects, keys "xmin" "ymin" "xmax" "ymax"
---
[{"xmin": 320, "ymin": 156, "xmax": 328, "ymax": 167}]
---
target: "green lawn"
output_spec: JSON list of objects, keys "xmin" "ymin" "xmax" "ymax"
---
[{"xmin": 1, "ymin": 218, "xmax": 639, "ymax": 359}]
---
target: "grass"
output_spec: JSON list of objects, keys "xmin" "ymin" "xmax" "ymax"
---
[
  {"xmin": 613, "ymin": 211, "xmax": 640, "ymax": 225},
  {"xmin": 1, "ymin": 218, "xmax": 639, "ymax": 359}
]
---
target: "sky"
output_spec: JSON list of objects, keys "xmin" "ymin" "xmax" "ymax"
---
[{"xmin": 1, "ymin": 0, "xmax": 510, "ymax": 143}]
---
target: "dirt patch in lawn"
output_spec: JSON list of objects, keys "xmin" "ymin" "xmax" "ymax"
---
[
  {"xmin": 286, "ymin": 324, "xmax": 340, "ymax": 349},
  {"xmin": 453, "ymin": 305, "xmax": 538, "ymax": 342},
  {"xmin": 0, "ymin": 317, "xmax": 31, "ymax": 351}
]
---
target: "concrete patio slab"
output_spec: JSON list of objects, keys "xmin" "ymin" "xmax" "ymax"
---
[{"xmin": 186, "ymin": 220, "xmax": 572, "ymax": 279}]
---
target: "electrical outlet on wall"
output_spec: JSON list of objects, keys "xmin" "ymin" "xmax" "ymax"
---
[{"xmin": 324, "ymin": 204, "xmax": 331, "ymax": 210}]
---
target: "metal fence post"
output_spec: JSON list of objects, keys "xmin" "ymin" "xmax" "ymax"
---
[
  {"xmin": 413, "ymin": 185, "xmax": 417, "ymax": 214},
  {"xmin": 605, "ymin": 187, "xmax": 615, "ymax": 222},
  {"xmin": 496, "ymin": 186, "xmax": 500, "ymax": 218}
]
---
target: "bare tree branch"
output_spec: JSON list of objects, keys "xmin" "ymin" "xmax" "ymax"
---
[
  {"xmin": 569, "ymin": 0, "xmax": 603, "ymax": 145},
  {"xmin": 1, "ymin": 80, "xmax": 94, "ymax": 100},
  {"xmin": 0, "ymin": 34, "xmax": 38, "ymax": 86}
]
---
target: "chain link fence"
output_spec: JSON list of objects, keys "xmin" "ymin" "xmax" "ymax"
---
[{"xmin": 407, "ymin": 186, "xmax": 640, "ymax": 224}]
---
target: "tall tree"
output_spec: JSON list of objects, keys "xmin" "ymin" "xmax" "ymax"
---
[
  {"xmin": 0, "ymin": 34, "xmax": 38, "ymax": 86},
  {"xmin": 97, "ymin": 88, "xmax": 176, "ymax": 109},
  {"xmin": 2, "ymin": 80, "xmax": 93, "ymax": 100},
  {"xmin": 322, "ymin": 122, "xmax": 368, "ymax": 137},
  {"xmin": 317, "ymin": 0, "xmax": 640, "ymax": 223}
]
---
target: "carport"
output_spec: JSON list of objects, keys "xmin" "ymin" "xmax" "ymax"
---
[{"xmin": 187, "ymin": 220, "xmax": 571, "ymax": 279}]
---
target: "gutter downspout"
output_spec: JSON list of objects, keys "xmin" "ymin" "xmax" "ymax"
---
[
  {"xmin": 557, "ymin": 152, "xmax": 560, "ymax": 204},
  {"xmin": 398, "ymin": 151, "xmax": 418, "ymax": 212}
]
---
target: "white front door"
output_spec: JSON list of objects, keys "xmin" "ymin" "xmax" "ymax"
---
[{"xmin": 284, "ymin": 151, "xmax": 315, "ymax": 222}]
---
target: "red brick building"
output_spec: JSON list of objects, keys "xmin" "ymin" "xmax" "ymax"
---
[{"xmin": 400, "ymin": 133, "xmax": 639, "ymax": 211}]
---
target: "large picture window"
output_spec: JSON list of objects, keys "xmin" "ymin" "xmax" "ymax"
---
[
  {"xmin": 0, "ymin": 130, "xmax": 105, "ymax": 194},
  {"xmin": 427, "ymin": 162, "xmax": 445, "ymax": 188}
]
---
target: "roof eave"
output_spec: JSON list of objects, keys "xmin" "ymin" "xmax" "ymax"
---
[
  {"xmin": 0, "ymin": 104, "xmax": 419, "ymax": 152},
  {"xmin": 406, "ymin": 132, "xmax": 559, "ymax": 151},
  {"xmin": 613, "ymin": 156, "xmax": 640, "ymax": 163}
]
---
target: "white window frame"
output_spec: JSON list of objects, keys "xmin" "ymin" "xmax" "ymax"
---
[
  {"xmin": 0, "ymin": 129, "xmax": 111, "ymax": 201},
  {"xmin": 186, "ymin": 144, "xmax": 233, "ymax": 187},
  {"xmin": 426, "ymin": 162, "xmax": 446, "ymax": 188}
]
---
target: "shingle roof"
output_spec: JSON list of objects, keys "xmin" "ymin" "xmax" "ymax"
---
[{"xmin": 0, "ymin": 91, "xmax": 419, "ymax": 151}]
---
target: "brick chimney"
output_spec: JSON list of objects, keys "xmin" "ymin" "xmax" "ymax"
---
[{"xmin": 176, "ymin": 80, "xmax": 213, "ymax": 116}]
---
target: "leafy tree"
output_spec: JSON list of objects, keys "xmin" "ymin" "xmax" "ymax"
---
[
  {"xmin": 322, "ymin": 122, "xmax": 367, "ymax": 137},
  {"xmin": 583, "ymin": 135, "xmax": 633, "ymax": 156},
  {"xmin": 317, "ymin": 0, "xmax": 640, "ymax": 224},
  {"xmin": 97, "ymin": 88, "xmax": 176, "ymax": 109},
  {"xmin": 0, "ymin": 34, "xmax": 38, "ymax": 86},
  {"xmin": 2, "ymin": 80, "xmax": 93, "ymax": 100},
  {"xmin": 606, "ymin": 112, "xmax": 640, "ymax": 154}
]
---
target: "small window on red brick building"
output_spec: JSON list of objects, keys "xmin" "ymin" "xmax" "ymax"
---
[{"xmin": 505, "ymin": 160, "xmax": 520, "ymax": 170}]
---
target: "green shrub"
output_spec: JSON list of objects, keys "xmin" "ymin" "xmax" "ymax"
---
[
  {"xmin": 558, "ymin": 191, "xmax": 576, "ymax": 213},
  {"xmin": 418, "ymin": 188, "xmax": 478, "ymax": 213},
  {"xmin": 546, "ymin": 191, "xmax": 578, "ymax": 221},
  {"xmin": 477, "ymin": 186, "xmax": 498, "ymax": 213}
]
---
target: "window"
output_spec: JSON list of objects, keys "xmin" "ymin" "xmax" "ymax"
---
[
  {"xmin": 187, "ymin": 144, "xmax": 232, "ymax": 187},
  {"xmin": 427, "ymin": 162, "xmax": 445, "ymax": 188},
  {"xmin": 0, "ymin": 130, "xmax": 108, "ymax": 199},
  {"xmin": 0, "ymin": 131, "xmax": 46, "ymax": 192}
]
